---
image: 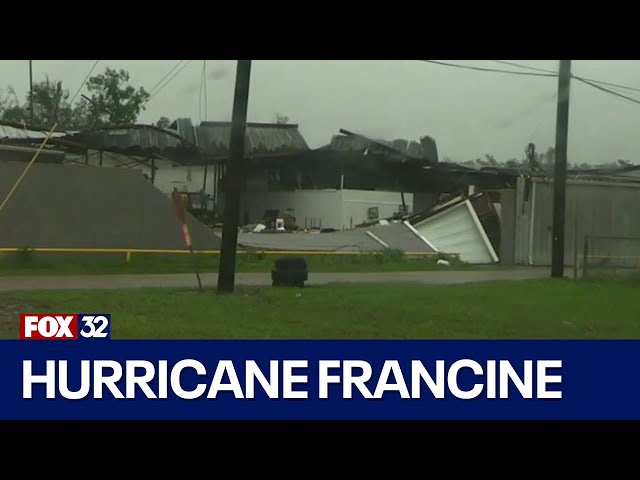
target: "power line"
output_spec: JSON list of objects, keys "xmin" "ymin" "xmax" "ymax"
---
[
  {"xmin": 420, "ymin": 60, "xmax": 556, "ymax": 77},
  {"xmin": 428, "ymin": 60, "xmax": 640, "ymax": 97},
  {"xmin": 149, "ymin": 60, "xmax": 186, "ymax": 96},
  {"xmin": 573, "ymin": 76, "xmax": 640, "ymax": 105},
  {"xmin": 150, "ymin": 60, "xmax": 193, "ymax": 99},
  {"xmin": 70, "ymin": 60, "xmax": 100, "ymax": 104},
  {"xmin": 572, "ymin": 74, "xmax": 640, "ymax": 95},
  {"xmin": 491, "ymin": 60, "xmax": 558, "ymax": 75},
  {"xmin": 492, "ymin": 60, "xmax": 640, "ymax": 94}
]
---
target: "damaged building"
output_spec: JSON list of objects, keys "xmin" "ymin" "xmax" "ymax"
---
[{"xmin": 2, "ymin": 118, "xmax": 639, "ymax": 267}]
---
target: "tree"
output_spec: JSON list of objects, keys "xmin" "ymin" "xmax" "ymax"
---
[
  {"xmin": 156, "ymin": 116, "xmax": 171, "ymax": 129},
  {"xmin": 0, "ymin": 67, "xmax": 149, "ymax": 130},
  {"xmin": 80, "ymin": 68, "xmax": 150, "ymax": 127},
  {"xmin": 0, "ymin": 79, "xmax": 86, "ymax": 129},
  {"xmin": 616, "ymin": 159, "xmax": 632, "ymax": 168},
  {"xmin": 0, "ymin": 87, "xmax": 26, "ymax": 124},
  {"xmin": 538, "ymin": 146, "xmax": 555, "ymax": 172},
  {"xmin": 505, "ymin": 158, "xmax": 526, "ymax": 169},
  {"xmin": 31, "ymin": 77, "xmax": 86, "ymax": 128}
]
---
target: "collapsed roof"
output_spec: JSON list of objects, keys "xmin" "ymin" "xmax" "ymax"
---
[
  {"xmin": 234, "ymin": 220, "xmax": 435, "ymax": 253},
  {"xmin": 171, "ymin": 118, "xmax": 310, "ymax": 159},
  {"xmin": 330, "ymin": 129, "xmax": 439, "ymax": 166}
]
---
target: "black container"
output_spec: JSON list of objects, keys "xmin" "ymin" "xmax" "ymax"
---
[{"xmin": 272, "ymin": 257, "xmax": 308, "ymax": 287}]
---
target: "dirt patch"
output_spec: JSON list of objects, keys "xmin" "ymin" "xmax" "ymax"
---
[{"xmin": 0, "ymin": 298, "xmax": 51, "ymax": 339}]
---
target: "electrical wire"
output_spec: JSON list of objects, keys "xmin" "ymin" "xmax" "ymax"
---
[
  {"xmin": 69, "ymin": 60, "xmax": 100, "ymax": 104},
  {"xmin": 420, "ymin": 60, "xmax": 556, "ymax": 77},
  {"xmin": 491, "ymin": 60, "xmax": 558, "ymax": 75},
  {"xmin": 427, "ymin": 60, "xmax": 640, "ymax": 98},
  {"xmin": 149, "ymin": 60, "xmax": 185, "ymax": 95},
  {"xmin": 492, "ymin": 60, "xmax": 640, "ymax": 94},
  {"xmin": 149, "ymin": 60, "xmax": 193, "ymax": 99},
  {"xmin": 573, "ymin": 76, "xmax": 640, "ymax": 105},
  {"xmin": 149, "ymin": 60, "xmax": 187, "ymax": 96},
  {"xmin": 572, "ymin": 74, "xmax": 640, "ymax": 95}
]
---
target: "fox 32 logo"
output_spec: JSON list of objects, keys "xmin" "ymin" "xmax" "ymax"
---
[{"xmin": 20, "ymin": 314, "xmax": 111, "ymax": 340}]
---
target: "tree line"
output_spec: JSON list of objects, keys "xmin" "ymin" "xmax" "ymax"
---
[
  {"xmin": 447, "ymin": 146, "xmax": 635, "ymax": 172},
  {"xmin": 0, "ymin": 67, "xmax": 151, "ymax": 130}
]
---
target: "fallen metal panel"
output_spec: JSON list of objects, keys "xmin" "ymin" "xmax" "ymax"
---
[
  {"xmin": 364, "ymin": 221, "xmax": 436, "ymax": 253},
  {"xmin": 412, "ymin": 200, "xmax": 498, "ymax": 264},
  {"xmin": 0, "ymin": 123, "xmax": 69, "ymax": 141},
  {"xmin": 235, "ymin": 229, "xmax": 382, "ymax": 252},
  {"xmin": 235, "ymin": 221, "xmax": 439, "ymax": 254}
]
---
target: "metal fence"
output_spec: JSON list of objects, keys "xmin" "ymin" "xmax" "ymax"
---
[{"xmin": 582, "ymin": 235, "xmax": 640, "ymax": 280}]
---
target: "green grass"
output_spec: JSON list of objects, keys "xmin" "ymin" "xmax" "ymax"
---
[
  {"xmin": 1, "ymin": 279, "xmax": 638, "ymax": 339},
  {"xmin": 0, "ymin": 248, "xmax": 476, "ymax": 276}
]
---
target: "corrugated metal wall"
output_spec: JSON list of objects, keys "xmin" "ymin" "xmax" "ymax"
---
[
  {"xmin": 512, "ymin": 177, "xmax": 640, "ymax": 266},
  {"xmin": 513, "ymin": 177, "xmax": 533, "ymax": 265},
  {"xmin": 499, "ymin": 189, "xmax": 516, "ymax": 265}
]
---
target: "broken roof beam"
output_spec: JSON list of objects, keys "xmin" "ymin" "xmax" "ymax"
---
[{"xmin": 338, "ymin": 129, "xmax": 437, "ymax": 166}]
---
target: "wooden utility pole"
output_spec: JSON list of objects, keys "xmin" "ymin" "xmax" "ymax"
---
[
  {"xmin": 551, "ymin": 60, "xmax": 572, "ymax": 279},
  {"xmin": 29, "ymin": 60, "xmax": 34, "ymax": 126},
  {"xmin": 217, "ymin": 60, "xmax": 252, "ymax": 294}
]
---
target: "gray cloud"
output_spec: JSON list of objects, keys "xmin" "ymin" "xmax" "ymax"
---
[
  {"xmin": 2, "ymin": 60, "xmax": 639, "ymax": 164},
  {"xmin": 207, "ymin": 66, "xmax": 228, "ymax": 80}
]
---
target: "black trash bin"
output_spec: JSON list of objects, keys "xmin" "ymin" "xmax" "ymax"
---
[{"xmin": 272, "ymin": 257, "xmax": 308, "ymax": 287}]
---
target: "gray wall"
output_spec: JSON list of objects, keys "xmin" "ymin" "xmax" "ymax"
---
[
  {"xmin": 499, "ymin": 189, "xmax": 516, "ymax": 266},
  {"xmin": 512, "ymin": 177, "xmax": 640, "ymax": 266}
]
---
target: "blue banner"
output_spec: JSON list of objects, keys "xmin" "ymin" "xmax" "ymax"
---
[{"xmin": 0, "ymin": 340, "xmax": 638, "ymax": 420}]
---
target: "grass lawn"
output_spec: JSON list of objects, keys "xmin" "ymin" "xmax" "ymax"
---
[
  {"xmin": 1, "ymin": 279, "xmax": 637, "ymax": 340},
  {"xmin": 0, "ymin": 249, "xmax": 477, "ymax": 275}
]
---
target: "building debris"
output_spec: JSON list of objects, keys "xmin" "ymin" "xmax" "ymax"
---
[
  {"xmin": 406, "ymin": 192, "xmax": 500, "ymax": 264},
  {"xmin": 232, "ymin": 219, "xmax": 437, "ymax": 254},
  {"xmin": 232, "ymin": 190, "xmax": 502, "ymax": 263}
]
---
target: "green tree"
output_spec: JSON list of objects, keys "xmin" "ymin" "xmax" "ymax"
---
[
  {"xmin": 0, "ymin": 67, "xmax": 149, "ymax": 130},
  {"xmin": 81, "ymin": 68, "xmax": 150, "ymax": 127},
  {"xmin": 0, "ymin": 87, "xmax": 25, "ymax": 124},
  {"xmin": 0, "ymin": 79, "xmax": 86, "ymax": 129}
]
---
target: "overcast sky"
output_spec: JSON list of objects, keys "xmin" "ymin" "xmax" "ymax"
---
[{"xmin": 2, "ymin": 60, "xmax": 639, "ymax": 165}]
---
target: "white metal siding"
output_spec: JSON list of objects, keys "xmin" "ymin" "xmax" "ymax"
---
[
  {"xmin": 511, "ymin": 177, "xmax": 640, "ymax": 266},
  {"xmin": 413, "ymin": 200, "xmax": 498, "ymax": 264},
  {"xmin": 239, "ymin": 190, "xmax": 343, "ymax": 229}
]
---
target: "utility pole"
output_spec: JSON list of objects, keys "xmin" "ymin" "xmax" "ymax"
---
[
  {"xmin": 29, "ymin": 60, "xmax": 34, "ymax": 126},
  {"xmin": 551, "ymin": 60, "xmax": 572, "ymax": 279},
  {"xmin": 217, "ymin": 60, "xmax": 252, "ymax": 294}
]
